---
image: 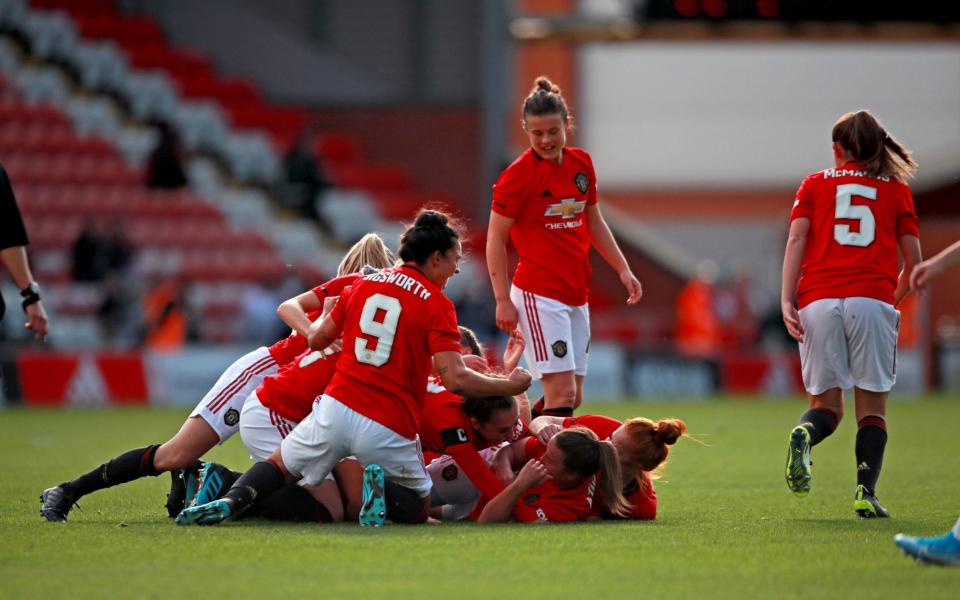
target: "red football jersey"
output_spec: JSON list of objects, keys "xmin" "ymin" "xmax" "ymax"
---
[
  {"xmin": 790, "ymin": 161, "xmax": 919, "ymax": 309},
  {"xmin": 491, "ymin": 147, "xmax": 599, "ymax": 306},
  {"xmin": 561, "ymin": 414, "xmax": 658, "ymax": 520},
  {"xmin": 509, "ymin": 436, "xmax": 595, "ymax": 523},
  {"xmin": 257, "ymin": 347, "xmax": 339, "ymax": 423},
  {"xmin": 420, "ymin": 378, "xmax": 527, "ymax": 502},
  {"xmin": 267, "ymin": 274, "xmax": 360, "ymax": 365},
  {"xmin": 323, "ymin": 265, "xmax": 461, "ymax": 439}
]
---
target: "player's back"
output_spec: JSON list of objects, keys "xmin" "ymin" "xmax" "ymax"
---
[
  {"xmin": 792, "ymin": 162, "xmax": 918, "ymax": 308},
  {"xmin": 324, "ymin": 265, "xmax": 460, "ymax": 439}
]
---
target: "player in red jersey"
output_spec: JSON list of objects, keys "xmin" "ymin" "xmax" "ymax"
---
[
  {"xmin": 39, "ymin": 235, "xmax": 393, "ymax": 523},
  {"xmin": 486, "ymin": 76, "xmax": 642, "ymax": 418},
  {"xmin": 476, "ymin": 427, "xmax": 628, "ymax": 524},
  {"xmin": 529, "ymin": 414, "xmax": 686, "ymax": 520},
  {"xmin": 178, "ymin": 209, "xmax": 532, "ymax": 526},
  {"xmin": 780, "ymin": 110, "xmax": 922, "ymax": 519}
]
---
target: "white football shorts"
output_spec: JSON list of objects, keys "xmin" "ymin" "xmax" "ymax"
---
[
  {"xmin": 798, "ymin": 297, "xmax": 899, "ymax": 395},
  {"xmin": 239, "ymin": 391, "xmax": 299, "ymax": 462},
  {"xmin": 189, "ymin": 346, "xmax": 278, "ymax": 443},
  {"xmin": 280, "ymin": 394, "xmax": 432, "ymax": 497},
  {"xmin": 426, "ymin": 443, "xmax": 505, "ymax": 521},
  {"xmin": 510, "ymin": 285, "xmax": 590, "ymax": 379}
]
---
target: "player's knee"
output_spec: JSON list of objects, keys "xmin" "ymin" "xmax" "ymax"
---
[
  {"xmin": 384, "ymin": 480, "xmax": 430, "ymax": 524},
  {"xmin": 152, "ymin": 443, "xmax": 201, "ymax": 472}
]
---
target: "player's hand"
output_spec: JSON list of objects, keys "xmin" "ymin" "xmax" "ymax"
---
[
  {"xmin": 781, "ymin": 300, "xmax": 804, "ymax": 343},
  {"xmin": 462, "ymin": 353, "xmax": 490, "ymax": 373},
  {"xmin": 495, "ymin": 299, "xmax": 519, "ymax": 333},
  {"xmin": 909, "ymin": 258, "xmax": 942, "ymax": 294},
  {"xmin": 505, "ymin": 367, "xmax": 533, "ymax": 395},
  {"xmin": 24, "ymin": 301, "xmax": 48, "ymax": 342},
  {"xmin": 534, "ymin": 423, "xmax": 562, "ymax": 446},
  {"xmin": 502, "ymin": 329, "xmax": 525, "ymax": 372},
  {"xmin": 514, "ymin": 459, "xmax": 550, "ymax": 490},
  {"xmin": 620, "ymin": 271, "xmax": 643, "ymax": 305}
]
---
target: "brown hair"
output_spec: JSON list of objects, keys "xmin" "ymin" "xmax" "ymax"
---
[
  {"xmin": 831, "ymin": 110, "xmax": 917, "ymax": 182},
  {"xmin": 458, "ymin": 325, "xmax": 483, "ymax": 357},
  {"xmin": 554, "ymin": 427, "xmax": 630, "ymax": 517},
  {"xmin": 399, "ymin": 209, "xmax": 463, "ymax": 265},
  {"xmin": 522, "ymin": 76, "xmax": 570, "ymax": 124},
  {"xmin": 616, "ymin": 417, "xmax": 687, "ymax": 486},
  {"xmin": 337, "ymin": 233, "xmax": 395, "ymax": 276}
]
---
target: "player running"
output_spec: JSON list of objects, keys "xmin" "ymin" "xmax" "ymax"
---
[
  {"xmin": 486, "ymin": 76, "xmax": 642, "ymax": 419},
  {"xmin": 780, "ymin": 110, "xmax": 921, "ymax": 518},
  {"xmin": 39, "ymin": 234, "xmax": 394, "ymax": 522},
  {"xmin": 177, "ymin": 209, "xmax": 532, "ymax": 526}
]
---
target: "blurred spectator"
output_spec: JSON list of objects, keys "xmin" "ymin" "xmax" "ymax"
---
[
  {"xmin": 240, "ymin": 280, "xmax": 283, "ymax": 344},
  {"xmin": 675, "ymin": 260, "xmax": 721, "ymax": 358},
  {"xmin": 714, "ymin": 263, "xmax": 760, "ymax": 351},
  {"xmin": 278, "ymin": 130, "xmax": 331, "ymax": 229},
  {"xmin": 98, "ymin": 271, "xmax": 137, "ymax": 347},
  {"xmin": 102, "ymin": 221, "xmax": 133, "ymax": 276},
  {"xmin": 142, "ymin": 276, "xmax": 194, "ymax": 351},
  {"xmin": 146, "ymin": 122, "xmax": 187, "ymax": 189},
  {"xmin": 71, "ymin": 219, "xmax": 107, "ymax": 282}
]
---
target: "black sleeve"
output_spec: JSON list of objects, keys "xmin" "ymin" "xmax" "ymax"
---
[{"xmin": 0, "ymin": 163, "xmax": 29, "ymax": 250}]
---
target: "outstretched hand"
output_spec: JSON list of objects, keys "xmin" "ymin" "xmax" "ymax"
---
[{"xmin": 502, "ymin": 329, "xmax": 525, "ymax": 373}]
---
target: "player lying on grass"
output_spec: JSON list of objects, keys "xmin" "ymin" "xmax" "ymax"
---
[
  {"xmin": 430, "ymin": 413, "xmax": 685, "ymax": 522},
  {"xmin": 527, "ymin": 414, "xmax": 686, "ymax": 520},
  {"xmin": 780, "ymin": 110, "xmax": 921, "ymax": 519},
  {"xmin": 177, "ymin": 209, "xmax": 532, "ymax": 526},
  {"xmin": 39, "ymin": 234, "xmax": 394, "ymax": 522},
  {"xmin": 476, "ymin": 427, "xmax": 628, "ymax": 524}
]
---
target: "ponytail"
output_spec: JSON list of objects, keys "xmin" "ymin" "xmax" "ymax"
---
[
  {"xmin": 554, "ymin": 427, "xmax": 631, "ymax": 518},
  {"xmin": 831, "ymin": 110, "xmax": 918, "ymax": 182}
]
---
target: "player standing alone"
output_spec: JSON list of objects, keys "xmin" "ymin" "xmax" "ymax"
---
[
  {"xmin": 781, "ymin": 110, "xmax": 921, "ymax": 518},
  {"xmin": 486, "ymin": 76, "xmax": 642, "ymax": 418}
]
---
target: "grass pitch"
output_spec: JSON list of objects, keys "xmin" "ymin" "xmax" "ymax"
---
[{"xmin": 1, "ymin": 397, "xmax": 958, "ymax": 599}]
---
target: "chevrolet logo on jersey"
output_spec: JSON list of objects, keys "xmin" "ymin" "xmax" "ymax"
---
[{"xmin": 544, "ymin": 198, "xmax": 586, "ymax": 219}]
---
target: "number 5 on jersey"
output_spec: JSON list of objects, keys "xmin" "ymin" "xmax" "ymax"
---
[
  {"xmin": 834, "ymin": 184, "xmax": 876, "ymax": 247},
  {"xmin": 356, "ymin": 293, "xmax": 402, "ymax": 366}
]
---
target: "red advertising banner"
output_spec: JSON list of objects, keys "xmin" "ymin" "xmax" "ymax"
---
[{"xmin": 15, "ymin": 351, "xmax": 148, "ymax": 406}]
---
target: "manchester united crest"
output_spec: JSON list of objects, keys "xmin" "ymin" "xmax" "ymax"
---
[
  {"xmin": 574, "ymin": 172, "xmax": 589, "ymax": 194},
  {"xmin": 552, "ymin": 340, "xmax": 568, "ymax": 358},
  {"xmin": 441, "ymin": 464, "xmax": 459, "ymax": 481}
]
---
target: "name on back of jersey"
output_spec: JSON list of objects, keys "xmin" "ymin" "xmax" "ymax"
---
[
  {"xmin": 823, "ymin": 168, "xmax": 890, "ymax": 182},
  {"xmin": 364, "ymin": 270, "xmax": 432, "ymax": 300}
]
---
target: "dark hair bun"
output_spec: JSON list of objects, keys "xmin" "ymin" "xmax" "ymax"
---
[
  {"xmin": 414, "ymin": 210, "xmax": 448, "ymax": 229},
  {"xmin": 534, "ymin": 76, "xmax": 560, "ymax": 94},
  {"xmin": 654, "ymin": 419, "xmax": 686, "ymax": 445}
]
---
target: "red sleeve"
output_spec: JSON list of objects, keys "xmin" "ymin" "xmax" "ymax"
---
[
  {"xmin": 491, "ymin": 156, "xmax": 531, "ymax": 218},
  {"xmin": 329, "ymin": 285, "xmax": 353, "ymax": 328},
  {"xmin": 565, "ymin": 415, "xmax": 622, "ymax": 439},
  {"xmin": 627, "ymin": 476, "xmax": 658, "ymax": 520},
  {"xmin": 512, "ymin": 489, "xmax": 582, "ymax": 524},
  {"xmin": 790, "ymin": 174, "xmax": 815, "ymax": 221},
  {"xmin": 428, "ymin": 297, "xmax": 461, "ymax": 355},
  {"xmin": 896, "ymin": 185, "xmax": 919, "ymax": 238},
  {"xmin": 445, "ymin": 444, "xmax": 506, "ymax": 502},
  {"xmin": 312, "ymin": 274, "xmax": 362, "ymax": 301},
  {"xmin": 524, "ymin": 437, "xmax": 546, "ymax": 460},
  {"xmin": 583, "ymin": 151, "xmax": 598, "ymax": 207}
]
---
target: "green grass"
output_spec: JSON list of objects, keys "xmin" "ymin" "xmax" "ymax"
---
[{"xmin": 2, "ymin": 397, "xmax": 958, "ymax": 599}]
